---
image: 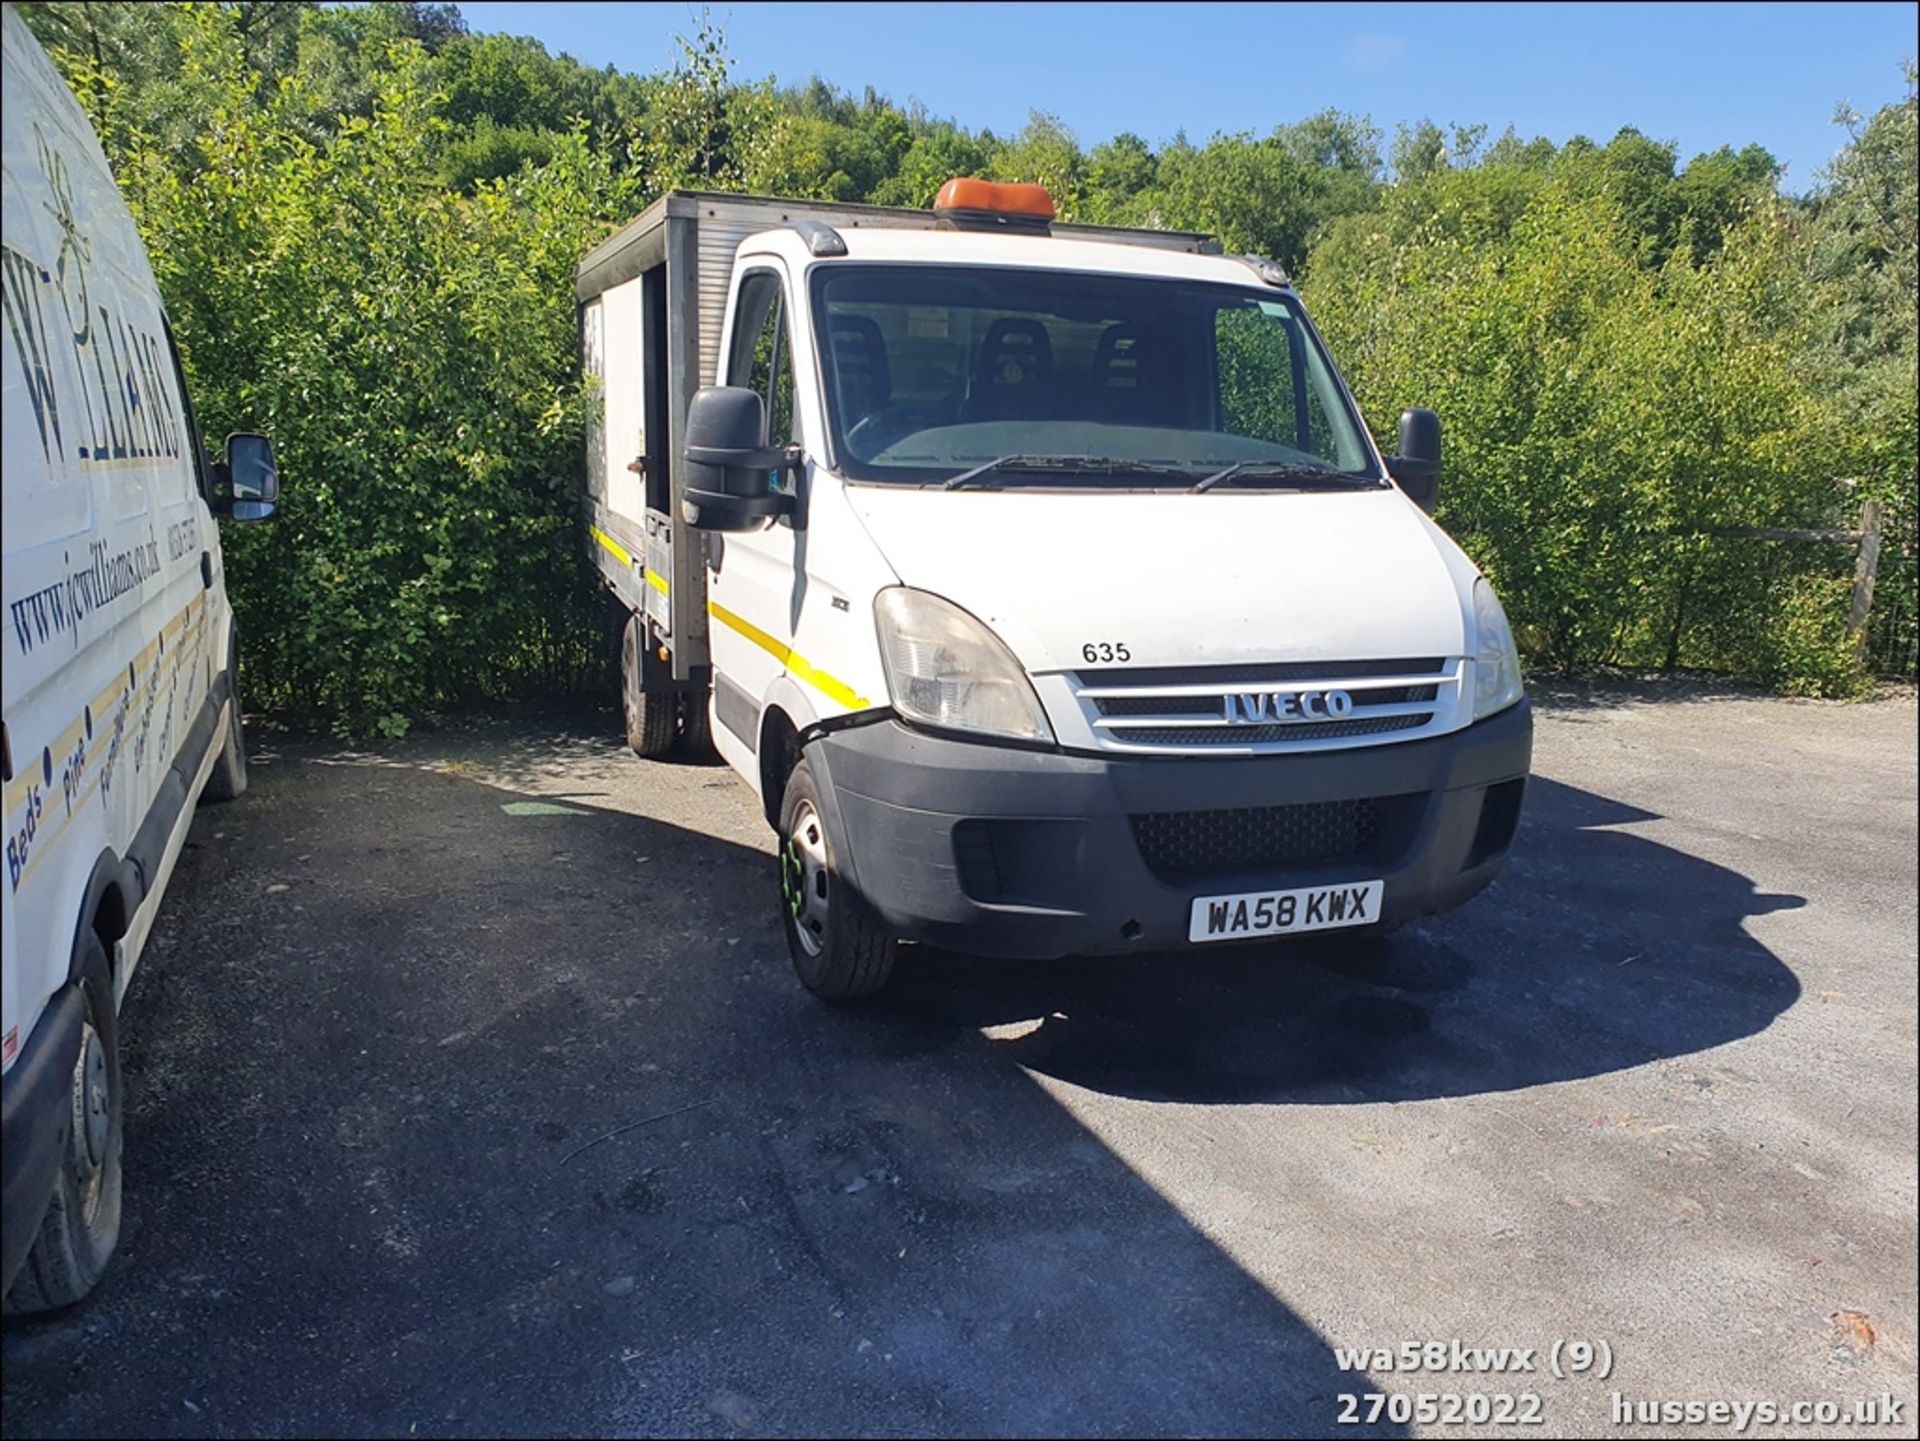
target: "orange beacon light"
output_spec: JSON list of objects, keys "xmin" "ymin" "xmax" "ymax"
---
[{"xmin": 932, "ymin": 178, "xmax": 1056, "ymax": 231}]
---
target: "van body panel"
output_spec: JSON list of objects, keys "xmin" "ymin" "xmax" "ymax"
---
[
  {"xmin": 2, "ymin": 7, "xmax": 254, "ymax": 1301},
  {"xmin": 703, "ymin": 251, "xmax": 899, "ymax": 763},
  {"xmin": 841, "ymin": 485, "xmax": 1470, "ymax": 675}
]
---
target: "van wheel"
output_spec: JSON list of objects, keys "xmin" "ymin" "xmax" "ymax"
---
[
  {"xmin": 201, "ymin": 687, "xmax": 248, "ymax": 803},
  {"xmin": 678, "ymin": 691, "xmax": 714, "ymax": 759},
  {"xmin": 778, "ymin": 757, "xmax": 896, "ymax": 999},
  {"xmin": 3, "ymin": 935, "xmax": 123, "ymax": 1315},
  {"xmin": 621, "ymin": 612, "xmax": 676, "ymax": 758}
]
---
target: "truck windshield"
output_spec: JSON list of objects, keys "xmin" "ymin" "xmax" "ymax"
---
[{"xmin": 810, "ymin": 264, "xmax": 1382, "ymax": 486}]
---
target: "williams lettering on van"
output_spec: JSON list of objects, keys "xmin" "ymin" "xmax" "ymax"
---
[{"xmin": 1, "ymin": 133, "xmax": 187, "ymax": 474}]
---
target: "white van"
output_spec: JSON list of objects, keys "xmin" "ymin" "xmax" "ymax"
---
[
  {"xmin": 2, "ymin": 7, "xmax": 277, "ymax": 1311},
  {"xmin": 580, "ymin": 181, "xmax": 1530, "ymax": 999}
]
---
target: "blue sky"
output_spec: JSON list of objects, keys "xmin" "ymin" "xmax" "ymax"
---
[{"xmin": 453, "ymin": 2, "xmax": 1916, "ymax": 191}]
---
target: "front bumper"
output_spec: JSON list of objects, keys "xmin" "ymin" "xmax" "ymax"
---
[{"xmin": 807, "ymin": 700, "xmax": 1532, "ymax": 959}]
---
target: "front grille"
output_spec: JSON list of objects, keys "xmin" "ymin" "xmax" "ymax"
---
[
  {"xmin": 1078, "ymin": 657, "xmax": 1445, "ymax": 688},
  {"xmin": 1132, "ymin": 796, "xmax": 1414, "ymax": 879},
  {"xmin": 1076, "ymin": 657, "xmax": 1455, "ymax": 751},
  {"xmin": 1097, "ymin": 684, "xmax": 1438, "ymax": 716},
  {"xmin": 1118, "ymin": 714, "xmax": 1428, "ymax": 746}
]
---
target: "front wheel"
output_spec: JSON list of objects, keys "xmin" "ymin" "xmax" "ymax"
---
[
  {"xmin": 778, "ymin": 757, "xmax": 896, "ymax": 999},
  {"xmin": 4, "ymin": 935, "xmax": 124, "ymax": 1314}
]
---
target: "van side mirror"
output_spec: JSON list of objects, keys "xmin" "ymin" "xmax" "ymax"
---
[
  {"xmin": 682, "ymin": 386, "xmax": 798, "ymax": 532},
  {"xmin": 1387, "ymin": 408, "xmax": 1441, "ymax": 512},
  {"xmin": 213, "ymin": 432, "xmax": 279, "ymax": 521}
]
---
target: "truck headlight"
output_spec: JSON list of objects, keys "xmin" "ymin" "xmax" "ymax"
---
[
  {"xmin": 1472, "ymin": 577, "xmax": 1524, "ymax": 719},
  {"xmin": 874, "ymin": 588, "xmax": 1054, "ymax": 743}
]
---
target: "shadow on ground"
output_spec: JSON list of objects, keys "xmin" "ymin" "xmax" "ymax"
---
[
  {"xmin": 0, "ymin": 732, "xmax": 1802, "ymax": 1438},
  {"xmin": 883, "ymin": 777, "xmax": 1803, "ymax": 1105}
]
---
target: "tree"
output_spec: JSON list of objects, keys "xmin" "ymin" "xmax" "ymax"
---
[
  {"xmin": 1308, "ymin": 165, "xmax": 1860, "ymax": 691},
  {"xmin": 754, "ymin": 79, "xmax": 911, "ymax": 200},
  {"xmin": 1130, "ymin": 127, "xmax": 1378, "ymax": 272},
  {"xmin": 634, "ymin": 10, "xmax": 781, "ymax": 194},
  {"xmin": 1801, "ymin": 61, "xmax": 1919, "ymax": 676},
  {"xmin": 868, "ymin": 121, "xmax": 990, "ymax": 208},
  {"xmin": 391, "ymin": 0, "xmax": 466, "ymax": 53},
  {"xmin": 1390, "ymin": 119, "xmax": 1448, "ymax": 182},
  {"xmin": 1674, "ymin": 143, "xmax": 1781, "ymax": 261},
  {"xmin": 99, "ymin": 3, "xmax": 639, "ymax": 730},
  {"xmin": 989, "ymin": 111, "xmax": 1087, "ymax": 218},
  {"xmin": 1083, "ymin": 132, "xmax": 1157, "ymax": 222}
]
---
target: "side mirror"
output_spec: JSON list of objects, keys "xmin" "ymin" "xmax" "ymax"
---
[
  {"xmin": 681, "ymin": 386, "xmax": 797, "ymax": 532},
  {"xmin": 1386, "ymin": 408, "xmax": 1440, "ymax": 512},
  {"xmin": 213, "ymin": 432, "xmax": 280, "ymax": 521}
]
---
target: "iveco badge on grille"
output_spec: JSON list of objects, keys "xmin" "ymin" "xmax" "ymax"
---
[{"xmin": 1222, "ymin": 689, "xmax": 1355, "ymax": 723}]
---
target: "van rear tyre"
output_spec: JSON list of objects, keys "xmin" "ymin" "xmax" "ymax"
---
[
  {"xmin": 621, "ymin": 612, "xmax": 677, "ymax": 758},
  {"xmin": 202, "ymin": 642, "xmax": 248, "ymax": 802},
  {"xmin": 202, "ymin": 694, "xmax": 248, "ymax": 802},
  {"xmin": 678, "ymin": 692, "xmax": 714, "ymax": 759},
  {"xmin": 778, "ymin": 757, "xmax": 896, "ymax": 999},
  {"xmin": 3, "ymin": 935, "xmax": 124, "ymax": 1315}
]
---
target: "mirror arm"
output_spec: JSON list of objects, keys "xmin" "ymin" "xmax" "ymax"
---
[
  {"xmin": 208, "ymin": 459, "xmax": 234, "ymax": 516},
  {"xmin": 685, "ymin": 441, "xmax": 804, "ymax": 473},
  {"xmin": 1386, "ymin": 456, "xmax": 1439, "ymax": 513}
]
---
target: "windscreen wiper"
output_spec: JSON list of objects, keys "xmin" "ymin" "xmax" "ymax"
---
[
  {"xmin": 1192, "ymin": 461, "xmax": 1382, "ymax": 493},
  {"xmin": 942, "ymin": 455, "xmax": 1196, "ymax": 490}
]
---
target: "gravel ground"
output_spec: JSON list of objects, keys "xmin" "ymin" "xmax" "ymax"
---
[{"xmin": 2, "ymin": 679, "xmax": 1914, "ymax": 1438}]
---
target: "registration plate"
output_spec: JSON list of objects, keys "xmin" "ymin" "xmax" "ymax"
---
[{"xmin": 1188, "ymin": 879, "xmax": 1385, "ymax": 943}]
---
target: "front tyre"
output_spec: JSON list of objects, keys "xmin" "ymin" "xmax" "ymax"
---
[
  {"xmin": 778, "ymin": 757, "xmax": 896, "ymax": 999},
  {"xmin": 3, "ymin": 935, "xmax": 124, "ymax": 1314}
]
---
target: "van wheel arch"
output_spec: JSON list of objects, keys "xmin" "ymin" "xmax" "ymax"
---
[
  {"xmin": 757, "ymin": 708, "xmax": 802, "ymax": 830},
  {"xmin": 72, "ymin": 851, "xmax": 132, "ymax": 992}
]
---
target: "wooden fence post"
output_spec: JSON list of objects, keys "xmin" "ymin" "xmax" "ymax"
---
[{"xmin": 1849, "ymin": 499, "xmax": 1884, "ymax": 651}]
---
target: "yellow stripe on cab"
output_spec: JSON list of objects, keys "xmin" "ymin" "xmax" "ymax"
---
[{"xmin": 707, "ymin": 602, "xmax": 870, "ymax": 711}]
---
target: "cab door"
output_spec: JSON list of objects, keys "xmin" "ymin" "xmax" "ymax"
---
[{"xmin": 704, "ymin": 264, "xmax": 803, "ymax": 757}]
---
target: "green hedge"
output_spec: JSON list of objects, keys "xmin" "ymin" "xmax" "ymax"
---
[
  {"xmin": 116, "ymin": 10, "xmax": 638, "ymax": 733},
  {"xmin": 32, "ymin": 5, "xmax": 1905, "ymax": 727},
  {"xmin": 1309, "ymin": 176, "xmax": 1878, "ymax": 696}
]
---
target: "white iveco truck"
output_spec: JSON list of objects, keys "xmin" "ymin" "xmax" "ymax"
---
[{"xmin": 578, "ymin": 179, "xmax": 1530, "ymax": 999}]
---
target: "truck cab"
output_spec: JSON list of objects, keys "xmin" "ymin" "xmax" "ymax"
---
[{"xmin": 578, "ymin": 181, "xmax": 1530, "ymax": 998}]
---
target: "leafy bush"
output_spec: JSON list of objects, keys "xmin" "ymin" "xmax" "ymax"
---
[
  {"xmin": 1757, "ymin": 576, "xmax": 1872, "ymax": 697},
  {"xmin": 115, "ymin": 6, "xmax": 637, "ymax": 732},
  {"xmin": 1307, "ymin": 168, "xmax": 1872, "ymax": 691}
]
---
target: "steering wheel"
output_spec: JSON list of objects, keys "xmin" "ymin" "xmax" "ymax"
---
[{"xmin": 846, "ymin": 409, "xmax": 907, "ymax": 459}]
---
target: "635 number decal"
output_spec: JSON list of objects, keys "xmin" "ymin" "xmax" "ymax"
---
[{"xmin": 1081, "ymin": 641, "xmax": 1132, "ymax": 664}]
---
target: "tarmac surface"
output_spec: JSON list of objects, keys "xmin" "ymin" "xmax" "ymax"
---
[{"xmin": 3, "ymin": 679, "xmax": 1915, "ymax": 1437}]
